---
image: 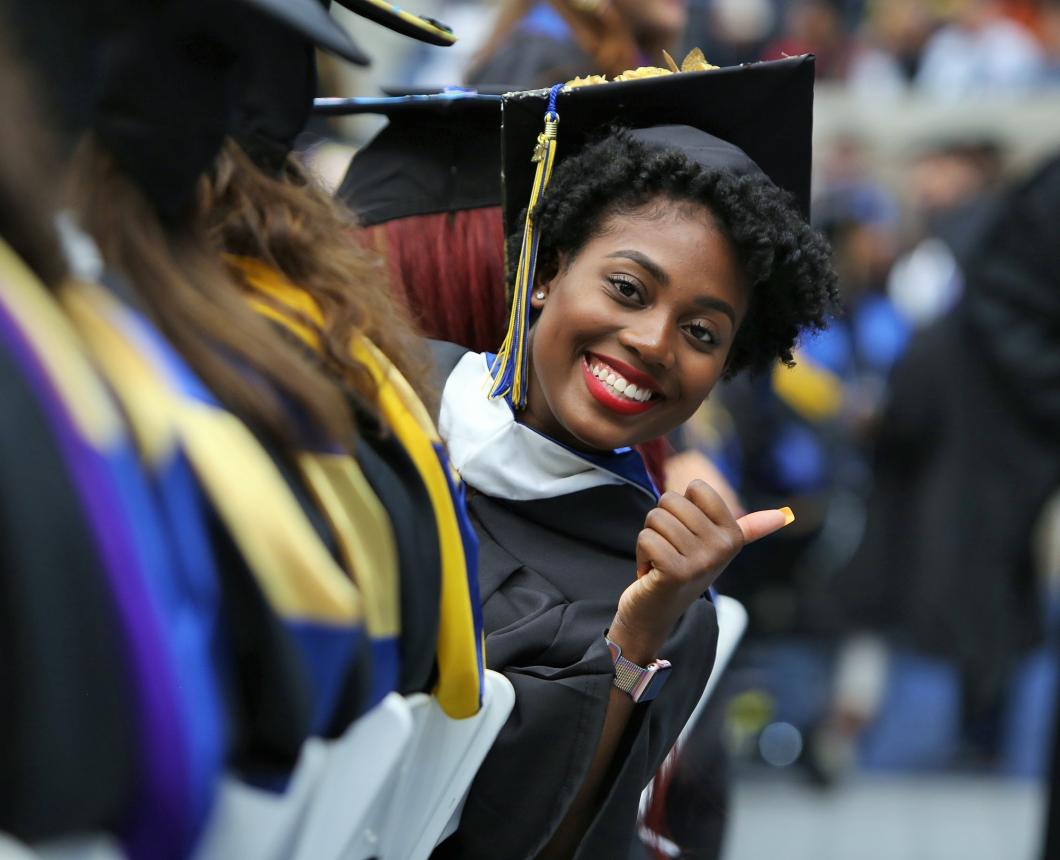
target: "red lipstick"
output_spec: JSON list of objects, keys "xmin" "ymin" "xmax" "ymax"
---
[{"xmin": 581, "ymin": 355, "xmax": 661, "ymax": 416}]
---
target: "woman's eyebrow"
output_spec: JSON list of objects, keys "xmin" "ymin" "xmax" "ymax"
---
[
  {"xmin": 605, "ymin": 249, "xmax": 737, "ymax": 326},
  {"xmin": 694, "ymin": 295, "xmax": 737, "ymax": 327},
  {"xmin": 605, "ymin": 249, "xmax": 668, "ymax": 286}
]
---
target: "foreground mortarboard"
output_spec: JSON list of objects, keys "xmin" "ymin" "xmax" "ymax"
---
[
  {"xmin": 80, "ymin": 0, "xmax": 383, "ymax": 220},
  {"xmin": 5, "ymin": 0, "xmax": 367, "ymax": 146},
  {"xmin": 315, "ymin": 88, "xmax": 509, "ymax": 226},
  {"xmin": 490, "ymin": 55, "xmax": 816, "ymax": 407},
  {"xmin": 235, "ymin": 3, "xmax": 458, "ymax": 174},
  {"xmin": 335, "ymin": 0, "xmax": 456, "ymax": 46}
]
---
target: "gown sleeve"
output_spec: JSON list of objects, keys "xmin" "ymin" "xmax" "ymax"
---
[{"xmin": 434, "ymin": 525, "xmax": 719, "ymax": 860}]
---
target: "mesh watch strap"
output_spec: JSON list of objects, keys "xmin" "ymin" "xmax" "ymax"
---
[
  {"xmin": 613, "ymin": 652, "xmax": 647, "ymax": 692},
  {"xmin": 605, "ymin": 633, "xmax": 672, "ymax": 702}
]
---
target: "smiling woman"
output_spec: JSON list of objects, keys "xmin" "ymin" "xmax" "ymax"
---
[
  {"xmin": 432, "ymin": 56, "xmax": 837, "ymax": 860},
  {"xmin": 523, "ymin": 198, "xmax": 749, "ymax": 452}
]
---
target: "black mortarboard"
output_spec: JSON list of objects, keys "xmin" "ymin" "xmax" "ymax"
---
[
  {"xmin": 74, "ymin": 0, "xmax": 371, "ymax": 221},
  {"xmin": 490, "ymin": 55, "xmax": 816, "ymax": 407},
  {"xmin": 315, "ymin": 89, "xmax": 506, "ymax": 226},
  {"xmin": 234, "ymin": 3, "xmax": 458, "ymax": 174},
  {"xmin": 501, "ymin": 55, "xmax": 815, "ymax": 237}
]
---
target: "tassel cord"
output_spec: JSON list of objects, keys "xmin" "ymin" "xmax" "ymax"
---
[{"xmin": 489, "ymin": 83, "xmax": 564, "ymax": 408}]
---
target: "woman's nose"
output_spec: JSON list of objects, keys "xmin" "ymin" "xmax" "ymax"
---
[{"xmin": 617, "ymin": 313, "xmax": 675, "ymax": 369}]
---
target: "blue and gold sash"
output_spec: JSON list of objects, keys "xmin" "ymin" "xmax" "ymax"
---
[
  {"xmin": 237, "ymin": 256, "xmax": 484, "ymax": 718},
  {"xmin": 63, "ymin": 279, "xmax": 366, "ymax": 733},
  {"xmin": 0, "ymin": 240, "xmax": 226, "ymax": 859}
]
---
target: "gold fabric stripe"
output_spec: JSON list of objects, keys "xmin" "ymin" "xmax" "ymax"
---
[
  {"xmin": 298, "ymin": 452, "xmax": 401, "ymax": 637},
  {"xmin": 0, "ymin": 244, "xmax": 122, "ymax": 446}
]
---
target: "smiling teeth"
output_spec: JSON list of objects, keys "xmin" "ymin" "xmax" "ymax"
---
[{"xmin": 590, "ymin": 360, "xmax": 655, "ymax": 402}]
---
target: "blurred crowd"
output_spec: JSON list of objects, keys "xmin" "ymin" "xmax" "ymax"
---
[
  {"xmin": 694, "ymin": 0, "xmax": 1060, "ymax": 97},
  {"xmin": 382, "ymin": 0, "xmax": 1060, "ymax": 96}
]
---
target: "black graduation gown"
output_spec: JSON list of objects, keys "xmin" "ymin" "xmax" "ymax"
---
[
  {"xmin": 432, "ymin": 456, "xmax": 719, "ymax": 858},
  {"xmin": 0, "ymin": 335, "xmax": 135, "ymax": 840}
]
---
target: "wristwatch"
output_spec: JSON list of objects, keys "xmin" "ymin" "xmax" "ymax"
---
[{"xmin": 604, "ymin": 634, "xmax": 672, "ymax": 703}]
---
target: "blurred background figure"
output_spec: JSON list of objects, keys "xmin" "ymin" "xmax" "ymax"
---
[
  {"xmin": 691, "ymin": 0, "xmax": 776, "ymax": 68},
  {"xmin": 915, "ymin": 0, "xmax": 1045, "ymax": 98},
  {"xmin": 887, "ymin": 136, "xmax": 1005, "ymax": 328},
  {"xmin": 467, "ymin": 0, "xmax": 688, "ymax": 87}
]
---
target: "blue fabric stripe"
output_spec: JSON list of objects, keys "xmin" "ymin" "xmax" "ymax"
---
[
  {"xmin": 369, "ymin": 638, "xmax": 401, "ymax": 708},
  {"xmin": 151, "ymin": 448, "xmax": 228, "ymax": 827},
  {"xmin": 286, "ymin": 621, "xmax": 364, "ymax": 732},
  {"xmin": 95, "ymin": 312, "xmax": 229, "ymax": 844}
]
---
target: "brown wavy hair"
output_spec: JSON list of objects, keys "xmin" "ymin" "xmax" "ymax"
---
[
  {"xmin": 71, "ymin": 137, "xmax": 355, "ymax": 448},
  {"xmin": 202, "ymin": 140, "xmax": 434, "ymax": 417},
  {"xmin": 0, "ymin": 24, "xmax": 65, "ymax": 287}
]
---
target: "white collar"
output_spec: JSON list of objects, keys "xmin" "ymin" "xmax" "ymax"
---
[{"xmin": 438, "ymin": 352, "xmax": 654, "ymax": 502}]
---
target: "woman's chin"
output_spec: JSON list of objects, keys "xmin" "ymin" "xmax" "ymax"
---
[{"xmin": 562, "ymin": 412, "xmax": 648, "ymax": 454}]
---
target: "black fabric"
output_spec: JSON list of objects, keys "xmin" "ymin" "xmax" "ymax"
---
[
  {"xmin": 330, "ymin": 92, "xmax": 504, "ymax": 226},
  {"xmin": 233, "ymin": 12, "xmax": 321, "ymax": 176},
  {"xmin": 233, "ymin": 1, "xmax": 373, "ymax": 177},
  {"xmin": 92, "ymin": 1, "xmax": 246, "ymax": 220},
  {"xmin": 630, "ymin": 125, "xmax": 766, "ymax": 184},
  {"xmin": 232, "ymin": 0, "xmax": 459, "ymax": 173},
  {"xmin": 0, "ymin": 342, "xmax": 135, "ymax": 840},
  {"xmin": 434, "ymin": 484, "xmax": 718, "ymax": 860},
  {"xmin": 428, "ymin": 337, "xmax": 471, "ymax": 407},
  {"xmin": 352, "ymin": 415, "xmax": 443, "ymax": 697},
  {"xmin": 500, "ymin": 55, "xmax": 815, "ymax": 237},
  {"xmin": 211, "ymin": 512, "xmax": 319, "ymax": 779},
  {"xmin": 835, "ymin": 153, "xmax": 1060, "ymax": 707}
]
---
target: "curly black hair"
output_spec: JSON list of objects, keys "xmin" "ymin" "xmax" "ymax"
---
[{"xmin": 511, "ymin": 128, "xmax": 839, "ymax": 377}]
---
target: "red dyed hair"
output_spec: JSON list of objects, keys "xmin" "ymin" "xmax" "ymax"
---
[{"xmin": 359, "ymin": 207, "xmax": 509, "ymax": 355}]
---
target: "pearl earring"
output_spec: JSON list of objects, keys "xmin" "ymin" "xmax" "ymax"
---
[{"xmin": 535, "ymin": 291, "xmax": 546, "ymax": 300}]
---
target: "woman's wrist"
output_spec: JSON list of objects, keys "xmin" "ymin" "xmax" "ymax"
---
[{"xmin": 606, "ymin": 612, "xmax": 669, "ymax": 665}]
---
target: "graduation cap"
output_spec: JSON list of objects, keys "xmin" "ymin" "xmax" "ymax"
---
[
  {"xmin": 235, "ymin": 2, "xmax": 458, "ymax": 174},
  {"xmin": 315, "ymin": 88, "xmax": 507, "ymax": 226},
  {"xmin": 491, "ymin": 55, "xmax": 816, "ymax": 407},
  {"xmin": 334, "ymin": 0, "xmax": 456, "ymax": 46},
  {"xmin": 80, "ymin": 0, "xmax": 383, "ymax": 221}
]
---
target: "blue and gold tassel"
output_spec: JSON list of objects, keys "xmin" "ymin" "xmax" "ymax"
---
[{"xmin": 489, "ymin": 83, "xmax": 564, "ymax": 409}]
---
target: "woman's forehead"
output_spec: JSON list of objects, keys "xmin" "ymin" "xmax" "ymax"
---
[{"xmin": 584, "ymin": 207, "xmax": 749, "ymax": 316}]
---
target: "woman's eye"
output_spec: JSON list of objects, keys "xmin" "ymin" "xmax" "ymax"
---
[
  {"xmin": 607, "ymin": 276, "xmax": 642, "ymax": 302},
  {"xmin": 685, "ymin": 321, "xmax": 717, "ymax": 345}
]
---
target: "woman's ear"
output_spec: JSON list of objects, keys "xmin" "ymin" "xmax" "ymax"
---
[{"xmin": 530, "ymin": 252, "xmax": 565, "ymax": 309}]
